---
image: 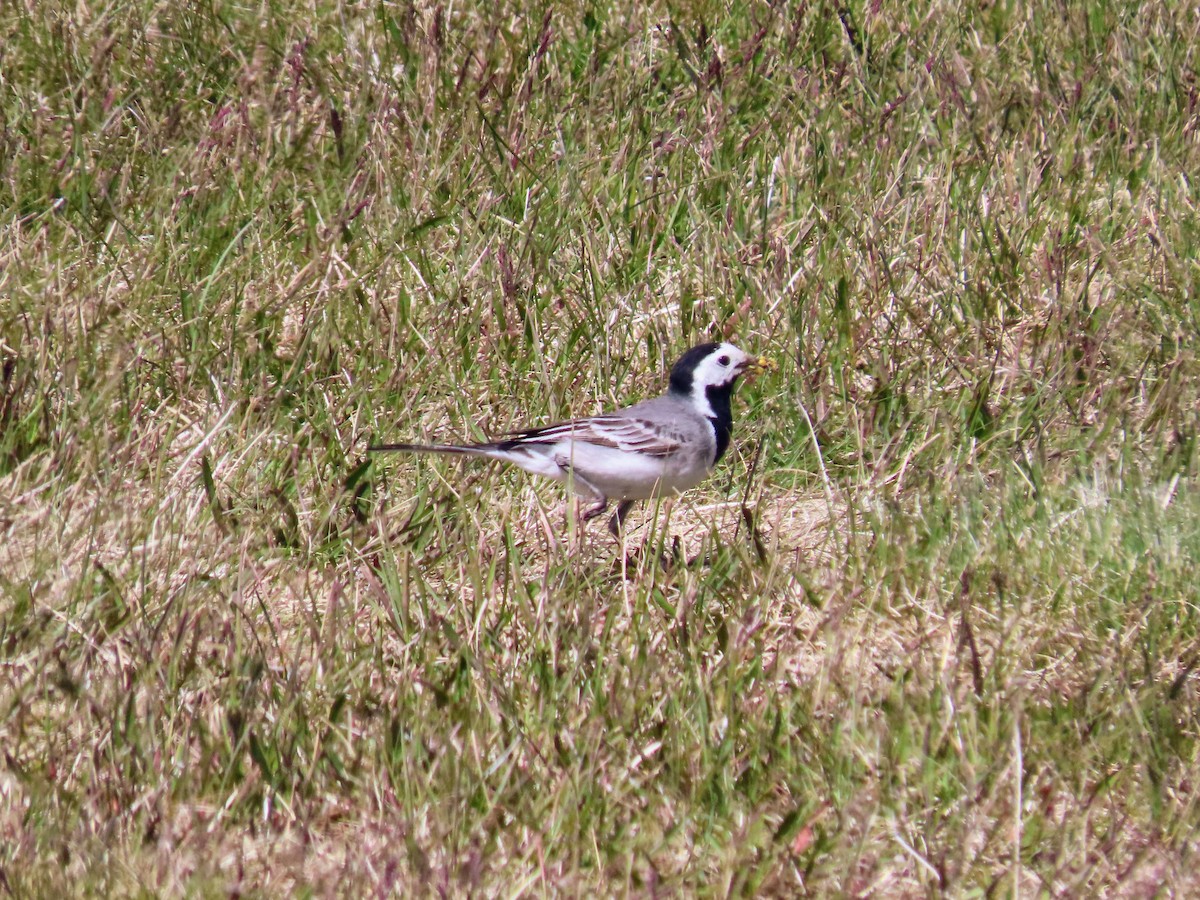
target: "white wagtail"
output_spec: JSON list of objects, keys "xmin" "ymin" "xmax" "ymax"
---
[{"xmin": 369, "ymin": 342, "xmax": 774, "ymax": 535}]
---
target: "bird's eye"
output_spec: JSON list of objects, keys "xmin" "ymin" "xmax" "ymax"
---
[{"xmin": 717, "ymin": 355, "xmax": 731, "ymax": 367}]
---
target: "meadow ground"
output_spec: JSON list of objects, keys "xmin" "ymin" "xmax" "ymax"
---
[{"xmin": 2, "ymin": 0, "xmax": 1199, "ymax": 895}]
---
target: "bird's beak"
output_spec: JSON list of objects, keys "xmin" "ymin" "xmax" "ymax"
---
[{"xmin": 740, "ymin": 356, "xmax": 777, "ymax": 381}]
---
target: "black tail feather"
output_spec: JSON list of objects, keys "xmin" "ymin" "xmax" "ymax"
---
[{"xmin": 368, "ymin": 442, "xmax": 488, "ymax": 455}]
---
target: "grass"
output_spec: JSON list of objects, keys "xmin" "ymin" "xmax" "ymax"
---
[{"xmin": 2, "ymin": 0, "xmax": 1198, "ymax": 894}]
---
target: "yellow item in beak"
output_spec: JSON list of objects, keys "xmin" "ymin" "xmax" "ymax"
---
[{"xmin": 742, "ymin": 356, "xmax": 776, "ymax": 379}]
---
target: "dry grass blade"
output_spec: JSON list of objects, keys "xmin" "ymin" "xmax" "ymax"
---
[{"xmin": 1, "ymin": 0, "xmax": 1198, "ymax": 895}]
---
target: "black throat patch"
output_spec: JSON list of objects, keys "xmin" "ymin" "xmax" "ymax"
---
[{"xmin": 705, "ymin": 382, "xmax": 735, "ymax": 464}]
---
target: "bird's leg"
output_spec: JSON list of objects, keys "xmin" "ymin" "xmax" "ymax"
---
[
  {"xmin": 557, "ymin": 459, "xmax": 607, "ymax": 528},
  {"xmin": 534, "ymin": 503, "xmax": 561, "ymax": 553},
  {"xmin": 607, "ymin": 500, "xmax": 635, "ymax": 537},
  {"xmin": 581, "ymin": 498, "xmax": 609, "ymax": 522},
  {"xmin": 567, "ymin": 498, "xmax": 606, "ymax": 557}
]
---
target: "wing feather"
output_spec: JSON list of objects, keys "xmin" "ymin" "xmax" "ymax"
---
[{"xmin": 497, "ymin": 415, "xmax": 683, "ymax": 458}]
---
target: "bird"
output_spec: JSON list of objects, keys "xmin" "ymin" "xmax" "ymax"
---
[{"xmin": 369, "ymin": 342, "xmax": 774, "ymax": 535}]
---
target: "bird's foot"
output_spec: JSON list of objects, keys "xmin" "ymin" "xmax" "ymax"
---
[
  {"xmin": 617, "ymin": 535, "xmax": 682, "ymax": 575},
  {"xmin": 581, "ymin": 499, "xmax": 608, "ymax": 523}
]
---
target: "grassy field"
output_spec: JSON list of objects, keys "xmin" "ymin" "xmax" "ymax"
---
[{"xmin": 2, "ymin": 0, "xmax": 1199, "ymax": 895}]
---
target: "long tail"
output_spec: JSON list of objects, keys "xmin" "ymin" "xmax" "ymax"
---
[{"xmin": 368, "ymin": 441, "xmax": 495, "ymax": 455}]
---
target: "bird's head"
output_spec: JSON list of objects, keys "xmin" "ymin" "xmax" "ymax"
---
[{"xmin": 669, "ymin": 342, "xmax": 774, "ymax": 396}]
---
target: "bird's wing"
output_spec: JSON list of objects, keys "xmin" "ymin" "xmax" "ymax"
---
[{"xmin": 498, "ymin": 414, "xmax": 684, "ymax": 458}]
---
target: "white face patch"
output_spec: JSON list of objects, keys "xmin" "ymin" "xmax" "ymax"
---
[{"xmin": 688, "ymin": 343, "xmax": 747, "ymax": 418}]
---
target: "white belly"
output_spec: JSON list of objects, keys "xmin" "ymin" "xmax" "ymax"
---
[{"xmin": 496, "ymin": 441, "xmax": 710, "ymax": 501}]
